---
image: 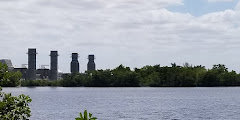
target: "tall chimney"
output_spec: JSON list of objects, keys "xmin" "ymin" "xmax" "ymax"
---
[
  {"xmin": 49, "ymin": 51, "xmax": 58, "ymax": 80},
  {"xmin": 71, "ymin": 53, "xmax": 79, "ymax": 73},
  {"xmin": 27, "ymin": 48, "xmax": 37, "ymax": 80},
  {"xmin": 87, "ymin": 55, "xmax": 95, "ymax": 71}
]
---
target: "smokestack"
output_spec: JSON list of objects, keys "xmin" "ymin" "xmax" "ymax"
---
[
  {"xmin": 27, "ymin": 48, "xmax": 37, "ymax": 80},
  {"xmin": 71, "ymin": 53, "xmax": 79, "ymax": 73},
  {"xmin": 49, "ymin": 51, "xmax": 58, "ymax": 80},
  {"xmin": 87, "ymin": 55, "xmax": 95, "ymax": 71}
]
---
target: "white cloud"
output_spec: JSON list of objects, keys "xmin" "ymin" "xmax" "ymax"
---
[
  {"xmin": 1, "ymin": 0, "xmax": 240, "ymax": 72},
  {"xmin": 208, "ymin": 0, "xmax": 233, "ymax": 3},
  {"xmin": 235, "ymin": 1, "xmax": 240, "ymax": 10}
]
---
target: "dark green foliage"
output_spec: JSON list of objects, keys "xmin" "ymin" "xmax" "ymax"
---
[
  {"xmin": 198, "ymin": 64, "xmax": 229, "ymax": 87},
  {"xmin": 0, "ymin": 63, "xmax": 22, "ymax": 87},
  {"xmin": 0, "ymin": 62, "xmax": 32, "ymax": 120},
  {"xmin": 60, "ymin": 65, "xmax": 140, "ymax": 87},
  {"xmin": 21, "ymin": 80, "xmax": 62, "ymax": 87},
  {"xmin": 0, "ymin": 88, "xmax": 32, "ymax": 120},
  {"xmin": 58, "ymin": 63, "xmax": 240, "ymax": 87},
  {"xmin": 222, "ymin": 71, "xmax": 239, "ymax": 86},
  {"xmin": 3, "ymin": 61, "xmax": 240, "ymax": 87},
  {"xmin": 75, "ymin": 110, "xmax": 97, "ymax": 120},
  {"xmin": 110, "ymin": 65, "xmax": 139, "ymax": 87}
]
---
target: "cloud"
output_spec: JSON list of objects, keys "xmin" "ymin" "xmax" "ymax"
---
[
  {"xmin": 235, "ymin": 1, "xmax": 240, "ymax": 10},
  {"xmin": 208, "ymin": 0, "xmax": 233, "ymax": 2},
  {"xmin": 1, "ymin": 0, "xmax": 240, "ymax": 72}
]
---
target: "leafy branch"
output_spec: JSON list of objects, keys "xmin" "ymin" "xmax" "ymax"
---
[{"xmin": 75, "ymin": 110, "xmax": 97, "ymax": 120}]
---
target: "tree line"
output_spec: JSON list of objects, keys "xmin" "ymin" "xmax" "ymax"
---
[
  {"xmin": 1, "ymin": 62, "xmax": 240, "ymax": 87},
  {"xmin": 59, "ymin": 63, "xmax": 240, "ymax": 87}
]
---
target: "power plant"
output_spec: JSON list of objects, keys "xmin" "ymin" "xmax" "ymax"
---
[{"xmin": 0, "ymin": 48, "xmax": 96, "ymax": 80}]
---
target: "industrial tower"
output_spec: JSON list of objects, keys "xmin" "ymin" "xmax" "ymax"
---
[
  {"xmin": 71, "ymin": 53, "xmax": 79, "ymax": 73},
  {"xmin": 49, "ymin": 51, "xmax": 58, "ymax": 80},
  {"xmin": 87, "ymin": 55, "xmax": 96, "ymax": 71},
  {"xmin": 27, "ymin": 48, "xmax": 37, "ymax": 80}
]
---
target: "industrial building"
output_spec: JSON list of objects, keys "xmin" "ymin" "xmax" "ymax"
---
[
  {"xmin": 1, "ymin": 48, "xmax": 96, "ymax": 80},
  {"xmin": 14, "ymin": 48, "xmax": 57, "ymax": 80},
  {"xmin": 36, "ymin": 68, "xmax": 49, "ymax": 79}
]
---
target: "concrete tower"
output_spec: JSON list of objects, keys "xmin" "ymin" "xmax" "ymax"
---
[
  {"xmin": 87, "ymin": 55, "xmax": 95, "ymax": 71},
  {"xmin": 27, "ymin": 48, "xmax": 37, "ymax": 80},
  {"xmin": 49, "ymin": 51, "xmax": 58, "ymax": 80},
  {"xmin": 71, "ymin": 53, "xmax": 79, "ymax": 73}
]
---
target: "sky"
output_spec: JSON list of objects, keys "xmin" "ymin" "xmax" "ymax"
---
[{"xmin": 1, "ymin": 0, "xmax": 240, "ymax": 73}]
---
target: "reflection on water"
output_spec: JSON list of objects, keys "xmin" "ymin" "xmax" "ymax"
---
[{"xmin": 3, "ymin": 87, "xmax": 240, "ymax": 120}]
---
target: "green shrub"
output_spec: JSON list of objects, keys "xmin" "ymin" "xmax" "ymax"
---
[
  {"xmin": 0, "ymin": 87, "xmax": 32, "ymax": 120},
  {"xmin": 75, "ymin": 110, "xmax": 97, "ymax": 120}
]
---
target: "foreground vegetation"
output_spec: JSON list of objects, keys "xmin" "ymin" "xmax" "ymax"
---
[
  {"xmin": 75, "ymin": 110, "xmax": 97, "ymax": 120},
  {"xmin": 0, "ymin": 87, "xmax": 32, "ymax": 120},
  {"xmin": 0, "ymin": 63, "xmax": 32, "ymax": 120}
]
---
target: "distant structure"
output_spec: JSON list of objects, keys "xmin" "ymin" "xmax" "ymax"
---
[
  {"xmin": 21, "ymin": 64, "xmax": 28, "ymax": 68},
  {"xmin": 71, "ymin": 53, "xmax": 79, "ymax": 73},
  {"xmin": 1, "ymin": 49, "xmax": 99, "ymax": 80},
  {"xmin": 13, "ymin": 65, "xmax": 27, "ymax": 80},
  {"xmin": 13, "ymin": 68, "xmax": 27, "ymax": 80},
  {"xmin": 0, "ymin": 59, "xmax": 14, "ymax": 71},
  {"xmin": 36, "ymin": 68, "xmax": 49, "ymax": 79},
  {"xmin": 27, "ymin": 48, "xmax": 37, "ymax": 80},
  {"xmin": 87, "ymin": 55, "xmax": 96, "ymax": 71},
  {"xmin": 1, "ymin": 48, "xmax": 65, "ymax": 80},
  {"xmin": 49, "ymin": 51, "xmax": 58, "ymax": 80}
]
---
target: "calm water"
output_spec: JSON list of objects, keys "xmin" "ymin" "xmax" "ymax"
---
[{"xmin": 2, "ymin": 87, "xmax": 240, "ymax": 120}]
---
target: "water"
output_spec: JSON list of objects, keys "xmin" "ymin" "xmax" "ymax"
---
[{"xmin": 2, "ymin": 87, "xmax": 240, "ymax": 120}]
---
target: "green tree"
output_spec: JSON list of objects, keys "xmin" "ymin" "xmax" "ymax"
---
[
  {"xmin": 0, "ymin": 62, "xmax": 22, "ymax": 87},
  {"xmin": 111, "ymin": 65, "xmax": 139, "ymax": 87},
  {"xmin": 61, "ymin": 63, "xmax": 240, "ymax": 87},
  {"xmin": 0, "ymin": 62, "xmax": 32, "ymax": 120},
  {"xmin": 62, "ymin": 74, "xmax": 78, "ymax": 87},
  {"xmin": 146, "ymin": 72, "xmax": 162, "ymax": 87},
  {"xmin": 222, "ymin": 71, "xmax": 239, "ymax": 86},
  {"xmin": 86, "ymin": 70, "xmax": 112, "ymax": 87},
  {"xmin": 0, "ymin": 88, "xmax": 32, "ymax": 120}
]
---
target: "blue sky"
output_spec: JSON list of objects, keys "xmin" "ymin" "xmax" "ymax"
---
[{"xmin": 168, "ymin": 0, "xmax": 239, "ymax": 16}]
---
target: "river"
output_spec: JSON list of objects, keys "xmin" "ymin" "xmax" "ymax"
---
[{"xmin": 2, "ymin": 87, "xmax": 240, "ymax": 120}]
